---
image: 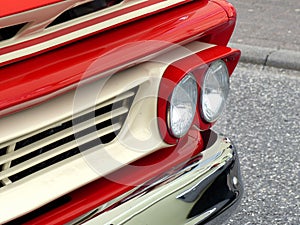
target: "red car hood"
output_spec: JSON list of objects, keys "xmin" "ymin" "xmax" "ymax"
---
[{"xmin": 0, "ymin": 0, "xmax": 63, "ymax": 17}]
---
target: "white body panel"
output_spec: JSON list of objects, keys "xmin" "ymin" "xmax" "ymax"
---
[{"xmin": 0, "ymin": 42, "xmax": 214, "ymax": 223}]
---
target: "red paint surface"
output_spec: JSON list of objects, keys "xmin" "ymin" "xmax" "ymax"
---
[
  {"xmin": 0, "ymin": 0, "xmax": 62, "ymax": 17},
  {"xmin": 1, "ymin": 0, "xmax": 188, "ymax": 59},
  {"xmin": 0, "ymin": 0, "xmax": 229, "ymax": 115},
  {"xmin": 211, "ymin": 0, "xmax": 237, "ymax": 18},
  {"xmin": 1, "ymin": 1, "xmax": 240, "ymax": 224}
]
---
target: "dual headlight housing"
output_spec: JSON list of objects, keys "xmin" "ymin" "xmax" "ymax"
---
[{"xmin": 167, "ymin": 60, "xmax": 230, "ymax": 138}]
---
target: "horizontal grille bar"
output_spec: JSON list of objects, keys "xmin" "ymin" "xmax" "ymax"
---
[
  {"xmin": 0, "ymin": 124, "xmax": 121, "ymax": 181},
  {"xmin": 0, "ymin": 107, "xmax": 128, "ymax": 165},
  {"xmin": 0, "ymin": 88, "xmax": 137, "ymax": 186},
  {"xmin": 0, "ymin": 90, "xmax": 135, "ymax": 150}
]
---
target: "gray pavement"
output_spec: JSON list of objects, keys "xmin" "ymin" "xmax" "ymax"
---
[
  {"xmin": 214, "ymin": 62, "xmax": 300, "ymax": 225},
  {"xmin": 228, "ymin": 0, "xmax": 300, "ymax": 71},
  {"xmin": 219, "ymin": 2, "xmax": 300, "ymax": 223}
]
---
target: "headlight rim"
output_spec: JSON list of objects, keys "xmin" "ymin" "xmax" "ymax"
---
[
  {"xmin": 167, "ymin": 73, "xmax": 198, "ymax": 138},
  {"xmin": 200, "ymin": 59, "xmax": 230, "ymax": 123}
]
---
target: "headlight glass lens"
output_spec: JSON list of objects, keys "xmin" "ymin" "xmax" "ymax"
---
[
  {"xmin": 201, "ymin": 60, "xmax": 230, "ymax": 122},
  {"xmin": 169, "ymin": 74, "xmax": 198, "ymax": 138}
]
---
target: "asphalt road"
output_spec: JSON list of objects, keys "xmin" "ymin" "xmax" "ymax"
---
[
  {"xmin": 214, "ymin": 63, "xmax": 300, "ymax": 225},
  {"xmin": 229, "ymin": 0, "xmax": 300, "ymax": 51}
]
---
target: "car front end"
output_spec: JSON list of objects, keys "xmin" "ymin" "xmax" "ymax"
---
[{"xmin": 0, "ymin": 0, "xmax": 243, "ymax": 224}]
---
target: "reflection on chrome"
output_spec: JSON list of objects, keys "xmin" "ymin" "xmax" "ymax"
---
[{"xmin": 70, "ymin": 131, "xmax": 243, "ymax": 225}]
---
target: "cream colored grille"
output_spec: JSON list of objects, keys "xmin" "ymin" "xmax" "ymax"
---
[{"xmin": 0, "ymin": 88, "xmax": 137, "ymax": 187}]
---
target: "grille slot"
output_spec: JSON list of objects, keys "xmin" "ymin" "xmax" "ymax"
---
[
  {"xmin": 0, "ymin": 23, "xmax": 28, "ymax": 41},
  {"xmin": 0, "ymin": 88, "xmax": 137, "ymax": 186},
  {"xmin": 47, "ymin": 0, "xmax": 124, "ymax": 28}
]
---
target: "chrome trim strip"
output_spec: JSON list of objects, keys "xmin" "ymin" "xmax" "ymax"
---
[{"xmin": 75, "ymin": 132, "xmax": 243, "ymax": 225}]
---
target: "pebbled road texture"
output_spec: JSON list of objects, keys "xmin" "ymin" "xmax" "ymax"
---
[{"xmin": 214, "ymin": 63, "xmax": 300, "ymax": 225}]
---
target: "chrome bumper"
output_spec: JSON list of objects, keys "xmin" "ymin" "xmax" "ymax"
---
[{"xmin": 80, "ymin": 131, "xmax": 243, "ymax": 225}]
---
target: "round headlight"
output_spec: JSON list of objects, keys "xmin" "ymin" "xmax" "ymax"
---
[
  {"xmin": 168, "ymin": 74, "xmax": 198, "ymax": 138},
  {"xmin": 201, "ymin": 60, "xmax": 230, "ymax": 122}
]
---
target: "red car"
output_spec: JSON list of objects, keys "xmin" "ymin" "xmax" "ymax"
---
[{"xmin": 0, "ymin": 0, "xmax": 243, "ymax": 224}]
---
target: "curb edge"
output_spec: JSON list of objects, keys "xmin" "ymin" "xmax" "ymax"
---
[{"xmin": 228, "ymin": 43, "xmax": 300, "ymax": 71}]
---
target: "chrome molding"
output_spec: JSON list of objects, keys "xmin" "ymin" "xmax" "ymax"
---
[{"xmin": 73, "ymin": 132, "xmax": 243, "ymax": 225}]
